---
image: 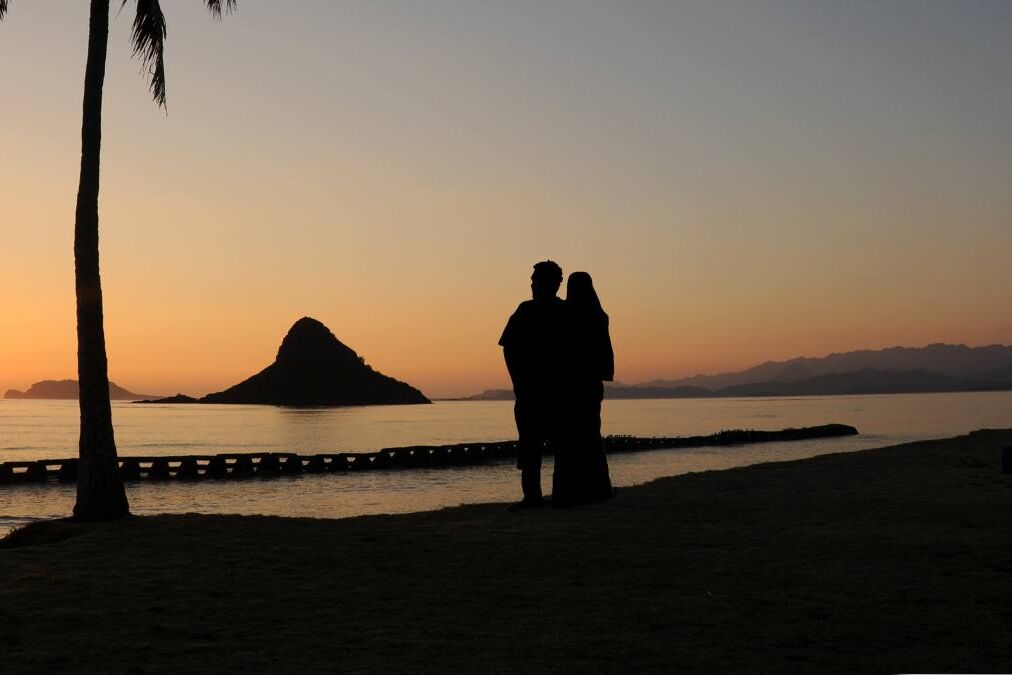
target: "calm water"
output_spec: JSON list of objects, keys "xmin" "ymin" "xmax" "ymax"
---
[{"xmin": 2, "ymin": 392, "xmax": 1011, "ymax": 534}]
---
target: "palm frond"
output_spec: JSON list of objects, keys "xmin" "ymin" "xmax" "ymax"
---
[
  {"xmin": 126, "ymin": 0, "xmax": 168, "ymax": 108},
  {"xmin": 205, "ymin": 0, "xmax": 237, "ymax": 19},
  {"xmin": 0, "ymin": 1, "xmax": 9, "ymax": 21}
]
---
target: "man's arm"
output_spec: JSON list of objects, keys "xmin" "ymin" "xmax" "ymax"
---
[
  {"xmin": 499, "ymin": 305, "xmax": 528, "ymax": 393},
  {"xmin": 503, "ymin": 343, "xmax": 522, "ymax": 383}
]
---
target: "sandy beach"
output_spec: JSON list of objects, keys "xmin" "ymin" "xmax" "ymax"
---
[{"xmin": 2, "ymin": 429, "xmax": 1011, "ymax": 674}]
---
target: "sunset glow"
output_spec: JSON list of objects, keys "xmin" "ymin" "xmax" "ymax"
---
[{"xmin": 3, "ymin": 1, "xmax": 1011, "ymax": 398}]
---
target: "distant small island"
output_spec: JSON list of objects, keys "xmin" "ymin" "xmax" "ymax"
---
[
  {"xmin": 141, "ymin": 317, "xmax": 430, "ymax": 407},
  {"xmin": 4, "ymin": 379, "xmax": 158, "ymax": 401},
  {"xmin": 463, "ymin": 343, "xmax": 1012, "ymax": 400}
]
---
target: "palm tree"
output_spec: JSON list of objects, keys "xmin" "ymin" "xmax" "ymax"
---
[{"xmin": 1, "ymin": 0, "xmax": 237, "ymax": 521}]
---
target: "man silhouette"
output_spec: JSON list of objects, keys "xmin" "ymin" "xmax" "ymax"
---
[{"xmin": 499, "ymin": 260, "xmax": 569, "ymax": 509}]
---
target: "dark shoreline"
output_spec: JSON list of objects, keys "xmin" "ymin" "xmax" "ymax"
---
[{"xmin": 3, "ymin": 429, "xmax": 1011, "ymax": 673}]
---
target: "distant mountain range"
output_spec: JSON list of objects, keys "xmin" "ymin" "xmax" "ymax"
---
[
  {"xmin": 464, "ymin": 343, "xmax": 1012, "ymax": 400},
  {"xmin": 642, "ymin": 343, "xmax": 1012, "ymax": 390},
  {"xmin": 5, "ymin": 379, "xmax": 157, "ymax": 401},
  {"xmin": 10, "ymin": 342, "xmax": 1010, "ymax": 404}
]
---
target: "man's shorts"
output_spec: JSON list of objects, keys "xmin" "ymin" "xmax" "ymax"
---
[{"xmin": 514, "ymin": 397, "xmax": 556, "ymax": 470}]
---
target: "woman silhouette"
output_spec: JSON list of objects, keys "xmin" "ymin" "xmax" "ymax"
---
[{"xmin": 553, "ymin": 271, "xmax": 614, "ymax": 505}]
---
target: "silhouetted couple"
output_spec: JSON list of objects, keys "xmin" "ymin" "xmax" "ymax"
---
[{"xmin": 499, "ymin": 260, "xmax": 614, "ymax": 509}]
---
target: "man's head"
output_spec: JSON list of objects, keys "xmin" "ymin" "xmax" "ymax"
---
[{"xmin": 530, "ymin": 260, "xmax": 563, "ymax": 300}]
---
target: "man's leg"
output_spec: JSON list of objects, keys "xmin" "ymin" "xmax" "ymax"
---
[
  {"xmin": 520, "ymin": 452, "xmax": 543, "ymax": 502},
  {"xmin": 513, "ymin": 398, "xmax": 544, "ymax": 507}
]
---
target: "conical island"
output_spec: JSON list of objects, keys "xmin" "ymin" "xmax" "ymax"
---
[{"xmin": 148, "ymin": 317, "xmax": 429, "ymax": 407}]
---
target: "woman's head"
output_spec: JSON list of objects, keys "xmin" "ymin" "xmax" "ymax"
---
[{"xmin": 567, "ymin": 271, "xmax": 604, "ymax": 314}]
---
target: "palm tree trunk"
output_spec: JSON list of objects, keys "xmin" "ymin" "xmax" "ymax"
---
[{"xmin": 73, "ymin": 0, "xmax": 129, "ymax": 521}]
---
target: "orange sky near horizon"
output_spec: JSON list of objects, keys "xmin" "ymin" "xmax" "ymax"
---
[{"xmin": 3, "ymin": 2, "xmax": 1011, "ymax": 399}]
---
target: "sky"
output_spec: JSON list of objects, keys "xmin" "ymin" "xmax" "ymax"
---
[{"xmin": 2, "ymin": 1, "xmax": 1011, "ymax": 399}]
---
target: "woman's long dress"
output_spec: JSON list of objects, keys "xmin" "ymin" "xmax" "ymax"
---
[{"xmin": 552, "ymin": 310, "xmax": 614, "ymax": 505}]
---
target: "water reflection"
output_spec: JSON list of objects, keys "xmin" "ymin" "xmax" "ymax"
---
[{"xmin": 2, "ymin": 391, "xmax": 1012, "ymax": 535}]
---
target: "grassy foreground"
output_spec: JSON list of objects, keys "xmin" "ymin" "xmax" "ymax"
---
[{"xmin": 2, "ymin": 431, "xmax": 1012, "ymax": 674}]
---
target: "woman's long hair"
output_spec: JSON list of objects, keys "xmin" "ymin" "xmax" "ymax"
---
[
  {"xmin": 566, "ymin": 271, "xmax": 614, "ymax": 382},
  {"xmin": 566, "ymin": 271, "xmax": 606, "ymax": 319}
]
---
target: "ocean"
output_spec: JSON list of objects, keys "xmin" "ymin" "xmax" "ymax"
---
[{"xmin": 2, "ymin": 391, "xmax": 1011, "ymax": 534}]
